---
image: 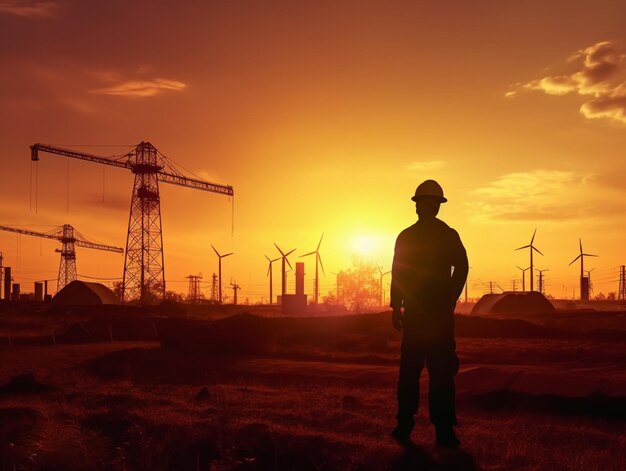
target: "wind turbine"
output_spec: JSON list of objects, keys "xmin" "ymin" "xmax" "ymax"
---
[
  {"xmin": 569, "ymin": 238, "xmax": 598, "ymax": 301},
  {"xmin": 376, "ymin": 263, "xmax": 391, "ymax": 306},
  {"xmin": 516, "ymin": 265, "xmax": 530, "ymax": 292},
  {"xmin": 274, "ymin": 243, "xmax": 295, "ymax": 298},
  {"xmin": 515, "ymin": 229, "xmax": 543, "ymax": 292},
  {"xmin": 211, "ymin": 245, "xmax": 233, "ymax": 304},
  {"xmin": 299, "ymin": 233, "xmax": 325, "ymax": 304},
  {"xmin": 265, "ymin": 255, "xmax": 280, "ymax": 305}
]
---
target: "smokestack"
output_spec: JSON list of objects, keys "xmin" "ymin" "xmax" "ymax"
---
[
  {"xmin": 12, "ymin": 283, "xmax": 20, "ymax": 301},
  {"xmin": 4, "ymin": 267, "xmax": 11, "ymax": 301},
  {"xmin": 296, "ymin": 262, "xmax": 305, "ymax": 296},
  {"xmin": 34, "ymin": 282, "xmax": 44, "ymax": 302}
]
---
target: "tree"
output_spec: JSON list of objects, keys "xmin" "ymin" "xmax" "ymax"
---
[{"xmin": 335, "ymin": 257, "xmax": 380, "ymax": 312}]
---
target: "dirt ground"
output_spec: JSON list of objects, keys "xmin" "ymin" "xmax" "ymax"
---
[{"xmin": 0, "ymin": 305, "xmax": 625, "ymax": 470}]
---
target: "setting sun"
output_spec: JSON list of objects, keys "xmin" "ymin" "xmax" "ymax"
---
[{"xmin": 351, "ymin": 234, "xmax": 378, "ymax": 255}]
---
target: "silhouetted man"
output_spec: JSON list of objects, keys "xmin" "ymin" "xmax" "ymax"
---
[{"xmin": 390, "ymin": 179, "xmax": 468, "ymax": 447}]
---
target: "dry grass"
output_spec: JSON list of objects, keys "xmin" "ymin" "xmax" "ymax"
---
[{"xmin": 0, "ymin": 307, "xmax": 625, "ymax": 470}]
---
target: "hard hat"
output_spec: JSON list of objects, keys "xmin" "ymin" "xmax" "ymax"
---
[{"xmin": 411, "ymin": 179, "xmax": 447, "ymax": 203}]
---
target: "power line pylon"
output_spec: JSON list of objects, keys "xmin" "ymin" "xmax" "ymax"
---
[
  {"xmin": 537, "ymin": 269, "xmax": 549, "ymax": 296},
  {"xmin": 186, "ymin": 273, "xmax": 203, "ymax": 302},
  {"xmin": 0, "ymin": 224, "xmax": 123, "ymax": 292},
  {"xmin": 211, "ymin": 273, "xmax": 218, "ymax": 302},
  {"xmin": 30, "ymin": 142, "xmax": 234, "ymax": 303},
  {"xmin": 619, "ymin": 265, "xmax": 626, "ymax": 301}
]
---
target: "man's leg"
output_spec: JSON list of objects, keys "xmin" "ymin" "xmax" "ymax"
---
[
  {"xmin": 394, "ymin": 338, "xmax": 425, "ymax": 438},
  {"xmin": 426, "ymin": 346, "xmax": 460, "ymax": 445}
]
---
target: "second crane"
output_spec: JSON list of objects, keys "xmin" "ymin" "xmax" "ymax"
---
[{"xmin": 31, "ymin": 142, "xmax": 234, "ymax": 303}]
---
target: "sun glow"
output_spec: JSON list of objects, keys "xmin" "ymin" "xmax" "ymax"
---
[{"xmin": 351, "ymin": 234, "xmax": 377, "ymax": 255}]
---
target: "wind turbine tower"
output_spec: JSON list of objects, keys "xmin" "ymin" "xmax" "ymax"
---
[
  {"xmin": 265, "ymin": 255, "xmax": 280, "ymax": 304},
  {"xmin": 568, "ymin": 238, "xmax": 598, "ymax": 301},
  {"xmin": 515, "ymin": 229, "xmax": 543, "ymax": 292},
  {"xmin": 230, "ymin": 281, "xmax": 240, "ymax": 305},
  {"xmin": 274, "ymin": 243, "xmax": 295, "ymax": 298},
  {"xmin": 300, "ymin": 234, "xmax": 325, "ymax": 304},
  {"xmin": 376, "ymin": 263, "xmax": 391, "ymax": 306},
  {"xmin": 211, "ymin": 245, "xmax": 233, "ymax": 304},
  {"xmin": 516, "ymin": 265, "xmax": 530, "ymax": 292}
]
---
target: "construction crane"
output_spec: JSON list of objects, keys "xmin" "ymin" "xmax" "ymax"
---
[
  {"xmin": 0, "ymin": 224, "xmax": 123, "ymax": 293},
  {"xmin": 31, "ymin": 142, "xmax": 234, "ymax": 303}
]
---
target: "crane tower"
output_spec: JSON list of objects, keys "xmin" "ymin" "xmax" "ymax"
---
[
  {"xmin": 0, "ymin": 224, "xmax": 123, "ymax": 292},
  {"xmin": 31, "ymin": 142, "xmax": 234, "ymax": 302}
]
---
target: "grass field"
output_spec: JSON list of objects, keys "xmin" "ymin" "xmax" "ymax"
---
[{"xmin": 0, "ymin": 304, "xmax": 625, "ymax": 470}]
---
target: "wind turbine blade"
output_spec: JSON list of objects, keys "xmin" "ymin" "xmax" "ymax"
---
[
  {"xmin": 223, "ymin": 252, "xmax": 234, "ymax": 258},
  {"xmin": 265, "ymin": 255, "xmax": 271, "ymax": 262},
  {"xmin": 515, "ymin": 245, "xmax": 530, "ymax": 251},
  {"xmin": 285, "ymin": 248, "xmax": 296, "ymax": 257},
  {"xmin": 583, "ymin": 253, "xmax": 598, "ymax": 257},
  {"xmin": 211, "ymin": 245, "xmax": 220, "ymax": 257},
  {"xmin": 286, "ymin": 258, "xmax": 293, "ymax": 270},
  {"xmin": 267, "ymin": 265, "xmax": 271, "ymax": 277},
  {"xmin": 274, "ymin": 243, "xmax": 285, "ymax": 257},
  {"xmin": 530, "ymin": 228, "xmax": 537, "ymax": 245},
  {"xmin": 317, "ymin": 233, "xmax": 324, "ymax": 251},
  {"xmin": 300, "ymin": 251, "xmax": 316, "ymax": 257},
  {"xmin": 318, "ymin": 253, "xmax": 325, "ymax": 276},
  {"xmin": 532, "ymin": 247, "xmax": 544, "ymax": 256},
  {"xmin": 579, "ymin": 238, "xmax": 583, "ymax": 254},
  {"xmin": 569, "ymin": 254, "xmax": 582, "ymax": 266},
  {"xmin": 272, "ymin": 257, "xmax": 280, "ymax": 263},
  {"xmin": 384, "ymin": 271, "xmax": 391, "ymax": 275},
  {"xmin": 516, "ymin": 265, "xmax": 523, "ymax": 271}
]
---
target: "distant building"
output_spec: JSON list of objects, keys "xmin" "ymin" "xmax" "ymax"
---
[
  {"xmin": 471, "ymin": 291, "xmax": 555, "ymax": 316},
  {"xmin": 52, "ymin": 280, "xmax": 118, "ymax": 306}
]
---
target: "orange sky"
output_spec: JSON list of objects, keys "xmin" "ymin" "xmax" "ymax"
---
[{"xmin": 1, "ymin": 0, "xmax": 625, "ymax": 302}]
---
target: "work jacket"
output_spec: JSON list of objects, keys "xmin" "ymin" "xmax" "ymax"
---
[{"xmin": 390, "ymin": 218, "xmax": 468, "ymax": 316}]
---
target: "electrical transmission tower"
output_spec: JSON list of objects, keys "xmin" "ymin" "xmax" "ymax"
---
[
  {"xmin": 186, "ymin": 274, "xmax": 203, "ymax": 302},
  {"xmin": 31, "ymin": 142, "xmax": 234, "ymax": 303},
  {"xmin": 537, "ymin": 269, "xmax": 549, "ymax": 296},
  {"xmin": 0, "ymin": 224, "xmax": 123, "ymax": 292},
  {"xmin": 211, "ymin": 273, "xmax": 218, "ymax": 302},
  {"xmin": 619, "ymin": 265, "xmax": 626, "ymax": 301}
]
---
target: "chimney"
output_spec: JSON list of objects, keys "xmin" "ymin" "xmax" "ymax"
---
[
  {"xmin": 4, "ymin": 267, "xmax": 11, "ymax": 301},
  {"xmin": 296, "ymin": 262, "xmax": 305, "ymax": 296}
]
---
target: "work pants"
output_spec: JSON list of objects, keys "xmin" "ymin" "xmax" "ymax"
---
[{"xmin": 396, "ymin": 311, "xmax": 459, "ymax": 427}]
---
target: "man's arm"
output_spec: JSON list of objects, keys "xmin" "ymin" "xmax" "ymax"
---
[
  {"xmin": 390, "ymin": 234, "xmax": 404, "ymax": 330},
  {"xmin": 450, "ymin": 231, "xmax": 469, "ymax": 301}
]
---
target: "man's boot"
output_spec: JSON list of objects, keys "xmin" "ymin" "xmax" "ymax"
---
[
  {"xmin": 391, "ymin": 416, "xmax": 415, "ymax": 442},
  {"xmin": 435, "ymin": 425, "xmax": 460, "ymax": 447}
]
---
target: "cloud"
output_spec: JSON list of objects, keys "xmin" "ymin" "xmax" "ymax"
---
[
  {"xmin": 467, "ymin": 170, "xmax": 594, "ymax": 223},
  {"xmin": 94, "ymin": 78, "xmax": 187, "ymax": 97},
  {"xmin": 405, "ymin": 160, "xmax": 445, "ymax": 171},
  {"xmin": 508, "ymin": 41, "xmax": 626, "ymax": 125},
  {"xmin": 0, "ymin": 0, "xmax": 58, "ymax": 17},
  {"xmin": 580, "ymin": 86, "xmax": 626, "ymax": 124}
]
